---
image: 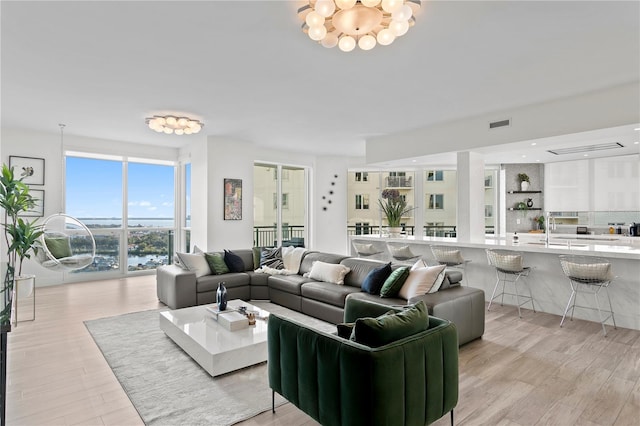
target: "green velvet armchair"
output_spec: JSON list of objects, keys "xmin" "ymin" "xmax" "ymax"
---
[{"xmin": 268, "ymin": 298, "xmax": 459, "ymax": 426}]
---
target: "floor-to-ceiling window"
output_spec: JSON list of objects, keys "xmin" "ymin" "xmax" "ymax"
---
[
  {"xmin": 424, "ymin": 169, "xmax": 457, "ymax": 237},
  {"xmin": 65, "ymin": 153, "xmax": 176, "ymax": 275},
  {"xmin": 183, "ymin": 162, "xmax": 191, "ymax": 252},
  {"xmin": 254, "ymin": 163, "xmax": 307, "ymax": 247}
]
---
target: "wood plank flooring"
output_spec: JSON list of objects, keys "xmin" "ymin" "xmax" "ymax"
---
[{"xmin": 6, "ymin": 275, "xmax": 640, "ymax": 425}]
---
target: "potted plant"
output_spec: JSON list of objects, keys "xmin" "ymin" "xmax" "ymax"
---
[
  {"xmin": 379, "ymin": 189, "xmax": 415, "ymax": 237},
  {"xmin": 518, "ymin": 173, "xmax": 530, "ymax": 191},
  {"xmin": 0, "ymin": 164, "xmax": 41, "ymax": 328},
  {"xmin": 533, "ymin": 215, "xmax": 545, "ymax": 231}
]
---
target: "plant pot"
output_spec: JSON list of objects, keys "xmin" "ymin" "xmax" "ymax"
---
[
  {"xmin": 388, "ymin": 227, "xmax": 403, "ymax": 237},
  {"xmin": 521, "ymin": 181, "xmax": 530, "ymax": 191},
  {"xmin": 15, "ymin": 275, "xmax": 35, "ymax": 299}
]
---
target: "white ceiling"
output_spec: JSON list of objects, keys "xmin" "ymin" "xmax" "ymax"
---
[{"xmin": 2, "ymin": 0, "xmax": 639, "ymax": 164}]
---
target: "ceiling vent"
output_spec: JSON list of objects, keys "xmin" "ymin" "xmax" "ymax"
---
[
  {"xmin": 489, "ymin": 119, "xmax": 511, "ymax": 129},
  {"xmin": 547, "ymin": 142, "xmax": 624, "ymax": 155}
]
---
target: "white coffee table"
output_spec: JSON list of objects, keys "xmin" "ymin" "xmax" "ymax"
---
[{"xmin": 159, "ymin": 299, "xmax": 270, "ymax": 377}]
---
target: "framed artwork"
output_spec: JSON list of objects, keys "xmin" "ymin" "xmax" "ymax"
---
[
  {"xmin": 21, "ymin": 189, "xmax": 44, "ymax": 217},
  {"xmin": 224, "ymin": 178, "xmax": 242, "ymax": 220},
  {"xmin": 9, "ymin": 156, "xmax": 45, "ymax": 185}
]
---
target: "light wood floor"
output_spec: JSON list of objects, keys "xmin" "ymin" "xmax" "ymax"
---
[{"xmin": 6, "ymin": 275, "xmax": 640, "ymax": 425}]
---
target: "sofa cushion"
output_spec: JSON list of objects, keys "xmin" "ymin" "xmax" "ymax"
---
[
  {"xmin": 261, "ymin": 247, "xmax": 284, "ymax": 269},
  {"xmin": 176, "ymin": 252, "xmax": 212, "ymax": 278},
  {"xmin": 346, "ymin": 291, "xmax": 406, "ymax": 307},
  {"xmin": 224, "ymin": 249, "xmax": 245, "ymax": 272},
  {"xmin": 268, "ymin": 274, "xmax": 314, "ymax": 295},
  {"xmin": 301, "ymin": 281, "xmax": 362, "ymax": 308},
  {"xmin": 299, "ymin": 252, "xmax": 348, "ymax": 275},
  {"xmin": 379, "ymin": 266, "xmax": 410, "ymax": 298},
  {"xmin": 45, "ymin": 235, "xmax": 73, "ymax": 259},
  {"xmin": 361, "ymin": 262, "xmax": 392, "ymax": 295},
  {"xmin": 196, "ymin": 272, "xmax": 250, "ymax": 293},
  {"xmin": 246, "ymin": 271, "xmax": 269, "ymax": 286},
  {"xmin": 340, "ymin": 258, "xmax": 387, "ymax": 288},
  {"xmin": 306, "ymin": 261, "xmax": 351, "ymax": 285},
  {"xmin": 351, "ymin": 300, "xmax": 429, "ymax": 347},
  {"xmin": 204, "ymin": 252, "xmax": 230, "ymax": 275},
  {"xmin": 398, "ymin": 264, "xmax": 447, "ymax": 300}
]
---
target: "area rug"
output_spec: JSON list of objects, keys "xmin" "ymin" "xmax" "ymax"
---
[{"xmin": 84, "ymin": 301, "xmax": 333, "ymax": 426}]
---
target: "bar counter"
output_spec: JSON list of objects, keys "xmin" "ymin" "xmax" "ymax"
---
[{"xmin": 350, "ymin": 233, "xmax": 640, "ymax": 331}]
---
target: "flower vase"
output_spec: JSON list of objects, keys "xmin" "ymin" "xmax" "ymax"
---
[
  {"xmin": 216, "ymin": 282, "xmax": 228, "ymax": 311},
  {"xmin": 521, "ymin": 181, "xmax": 530, "ymax": 191},
  {"xmin": 388, "ymin": 226, "xmax": 403, "ymax": 237}
]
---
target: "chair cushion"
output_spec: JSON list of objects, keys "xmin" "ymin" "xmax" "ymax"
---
[
  {"xmin": 45, "ymin": 236, "xmax": 73, "ymax": 259},
  {"xmin": 353, "ymin": 242, "xmax": 379, "ymax": 255},
  {"xmin": 176, "ymin": 252, "xmax": 212, "ymax": 278},
  {"xmin": 224, "ymin": 249, "xmax": 245, "ymax": 272},
  {"xmin": 204, "ymin": 252, "xmax": 229, "ymax": 275},
  {"xmin": 351, "ymin": 300, "xmax": 429, "ymax": 347},
  {"xmin": 389, "ymin": 245, "xmax": 416, "ymax": 260},
  {"xmin": 564, "ymin": 261, "xmax": 612, "ymax": 281},
  {"xmin": 306, "ymin": 261, "xmax": 351, "ymax": 285},
  {"xmin": 336, "ymin": 322, "xmax": 355, "ymax": 339},
  {"xmin": 361, "ymin": 262, "xmax": 392, "ymax": 295},
  {"xmin": 398, "ymin": 264, "xmax": 447, "ymax": 300},
  {"xmin": 380, "ymin": 266, "xmax": 410, "ymax": 298}
]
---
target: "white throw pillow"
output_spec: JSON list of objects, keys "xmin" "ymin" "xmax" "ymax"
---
[
  {"xmin": 307, "ymin": 261, "xmax": 351, "ymax": 285},
  {"xmin": 389, "ymin": 245, "xmax": 416, "ymax": 260},
  {"xmin": 354, "ymin": 242, "xmax": 379, "ymax": 255},
  {"xmin": 398, "ymin": 264, "xmax": 447, "ymax": 299},
  {"xmin": 175, "ymin": 252, "xmax": 212, "ymax": 278}
]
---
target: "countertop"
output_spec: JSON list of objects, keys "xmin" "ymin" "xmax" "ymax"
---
[{"xmin": 350, "ymin": 233, "xmax": 640, "ymax": 260}]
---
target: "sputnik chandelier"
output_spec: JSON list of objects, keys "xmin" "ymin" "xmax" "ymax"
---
[
  {"xmin": 298, "ymin": 0, "xmax": 421, "ymax": 52},
  {"xmin": 146, "ymin": 115, "xmax": 204, "ymax": 135}
]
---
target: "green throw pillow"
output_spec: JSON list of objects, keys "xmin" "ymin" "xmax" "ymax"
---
[
  {"xmin": 336, "ymin": 322, "xmax": 355, "ymax": 339},
  {"xmin": 45, "ymin": 236, "xmax": 73, "ymax": 259},
  {"xmin": 351, "ymin": 301, "xmax": 429, "ymax": 348},
  {"xmin": 204, "ymin": 252, "xmax": 230, "ymax": 275},
  {"xmin": 379, "ymin": 266, "xmax": 410, "ymax": 298}
]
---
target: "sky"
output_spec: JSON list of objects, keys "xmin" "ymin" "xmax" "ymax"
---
[{"xmin": 66, "ymin": 157, "xmax": 179, "ymax": 219}]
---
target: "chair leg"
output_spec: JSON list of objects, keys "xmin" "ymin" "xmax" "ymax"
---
[
  {"xmin": 488, "ymin": 274, "xmax": 501, "ymax": 311},
  {"xmin": 604, "ymin": 286, "xmax": 617, "ymax": 329},
  {"xmin": 272, "ymin": 389, "xmax": 275, "ymax": 413},
  {"xmin": 513, "ymin": 274, "xmax": 522, "ymax": 318},
  {"xmin": 450, "ymin": 409, "xmax": 454, "ymax": 426},
  {"xmin": 560, "ymin": 286, "xmax": 576, "ymax": 328},
  {"xmin": 593, "ymin": 287, "xmax": 608, "ymax": 337}
]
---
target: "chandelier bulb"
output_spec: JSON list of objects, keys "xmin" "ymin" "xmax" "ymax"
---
[
  {"xmin": 361, "ymin": 0, "xmax": 381, "ymax": 6},
  {"xmin": 392, "ymin": 4, "xmax": 413, "ymax": 22},
  {"xmin": 314, "ymin": 0, "xmax": 336, "ymax": 17},
  {"xmin": 338, "ymin": 35, "xmax": 356, "ymax": 52},
  {"xmin": 358, "ymin": 34, "xmax": 377, "ymax": 50},
  {"xmin": 306, "ymin": 11, "xmax": 325, "ymax": 27},
  {"xmin": 335, "ymin": 0, "xmax": 357, "ymax": 10}
]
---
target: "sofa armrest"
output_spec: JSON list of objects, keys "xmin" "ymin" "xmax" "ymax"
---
[{"xmin": 156, "ymin": 264, "xmax": 197, "ymax": 309}]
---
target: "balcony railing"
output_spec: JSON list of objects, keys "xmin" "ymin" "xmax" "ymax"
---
[
  {"xmin": 254, "ymin": 225, "xmax": 305, "ymax": 248},
  {"xmin": 385, "ymin": 176, "xmax": 413, "ymax": 188}
]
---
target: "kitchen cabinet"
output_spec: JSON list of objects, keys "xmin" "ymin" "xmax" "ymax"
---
[{"xmin": 545, "ymin": 160, "xmax": 590, "ymax": 211}]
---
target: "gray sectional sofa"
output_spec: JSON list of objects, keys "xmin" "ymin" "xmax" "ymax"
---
[{"xmin": 156, "ymin": 249, "xmax": 485, "ymax": 345}]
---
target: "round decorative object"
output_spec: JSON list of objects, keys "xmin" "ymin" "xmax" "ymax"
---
[
  {"xmin": 216, "ymin": 282, "xmax": 228, "ymax": 311},
  {"xmin": 36, "ymin": 214, "xmax": 96, "ymax": 272},
  {"xmin": 517, "ymin": 202, "xmax": 527, "ymax": 210},
  {"xmin": 526, "ymin": 198, "xmax": 533, "ymax": 208}
]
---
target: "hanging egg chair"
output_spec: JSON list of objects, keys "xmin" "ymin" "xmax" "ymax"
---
[{"xmin": 35, "ymin": 214, "xmax": 96, "ymax": 271}]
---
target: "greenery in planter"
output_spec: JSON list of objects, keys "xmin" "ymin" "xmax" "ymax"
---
[
  {"xmin": 379, "ymin": 189, "xmax": 415, "ymax": 228},
  {"xmin": 0, "ymin": 164, "xmax": 42, "ymax": 325},
  {"xmin": 517, "ymin": 173, "xmax": 530, "ymax": 183}
]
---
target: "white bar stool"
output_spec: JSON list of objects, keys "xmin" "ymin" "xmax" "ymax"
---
[
  {"xmin": 486, "ymin": 249, "xmax": 536, "ymax": 317},
  {"xmin": 430, "ymin": 245, "xmax": 470, "ymax": 284},
  {"xmin": 558, "ymin": 255, "xmax": 617, "ymax": 337}
]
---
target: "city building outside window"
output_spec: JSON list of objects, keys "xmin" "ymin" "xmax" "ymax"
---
[
  {"xmin": 355, "ymin": 194, "xmax": 370, "ymax": 210},
  {"xmin": 427, "ymin": 170, "xmax": 444, "ymax": 181},
  {"xmin": 427, "ymin": 193, "xmax": 444, "ymax": 209},
  {"xmin": 355, "ymin": 172, "xmax": 368, "ymax": 182}
]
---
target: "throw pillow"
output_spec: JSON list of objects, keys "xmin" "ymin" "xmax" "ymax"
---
[
  {"xmin": 353, "ymin": 242, "xmax": 379, "ymax": 255},
  {"xmin": 260, "ymin": 247, "xmax": 284, "ymax": 269},
  {"xmin": 379, "ymin": 266, "xmax": 410, "ymax": 298},
  {"xmin": 361, "ymin": 263, "xmax": 392, "ymax": 295},
  {"xmin": 307, "ymin": 261, "xmax": 351, "ymax": 285},
  {"xmin": 45, "ymin": 236, "xmax": 73, "ymax": 259},
  {"xmin": 351, "ymin": 301, "xmax": 429, "ymax": 347},
  {"xmin": 336, "ymin": 322, "xmax": 355, "ymax": 339},
  {"xmin": 252, "ymin": 247, "xmax": 262, "ymax": 270},
  {"xmin": 389, "ymin": 245, "xmax": 416, "ymax": 260},
  {"xmin": 224, "ymin": 249, "xmax": 245, "ymax": 272},
  {"xmin": 175, "ymin": 252, "xmax": 212, "ymax": 278},
  {"xmin": 204, "ymin": 252, "xmax": 230, "ymax": 275},
  {"xmin": 398, "ymin": 264, "xmax": 447, "ymax": 300}
]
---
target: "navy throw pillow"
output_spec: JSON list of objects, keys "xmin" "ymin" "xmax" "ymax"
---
[
  {"xmin": 224, "ymin": 250, "xmax": 245, "ymax": 272},
  {"xmin": 361, "ymin": 262, "xmax": 392, "ymax": 295}
]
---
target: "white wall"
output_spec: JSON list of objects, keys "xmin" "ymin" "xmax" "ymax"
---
[
  {"xmin": 313, "ymin": 156, "xmax": 349, "ymax": 254},
  {"xmin": 367, "ymin": 82, "xmax": 640, "ymax": 163}
]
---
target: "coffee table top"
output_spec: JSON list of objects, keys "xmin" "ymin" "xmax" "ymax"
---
[{"xmin": 159, "ymin": 299, "xmax": 269, "ymax": 356}]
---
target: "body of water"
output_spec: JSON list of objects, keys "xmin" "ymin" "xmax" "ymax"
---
[{"xmin": 79, "ymin": 218, "xmax": 175, "ymax": 228}]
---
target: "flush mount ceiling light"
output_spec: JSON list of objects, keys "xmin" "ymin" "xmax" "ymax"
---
[
  {"xmin": 145, "ymin": 115, "xmax": 203, "ymax": 135},
  {"xmin": 298, "ymin": 0, "xmax": 421, "ymax": 52}
]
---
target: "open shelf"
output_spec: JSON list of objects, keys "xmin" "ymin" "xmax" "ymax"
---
[
  {"xmin": 507, "ymin": 190, "xmax": 542, "ymax": 194},
  {"xmin": 508, "ymin": 207, "xmax": 542, "ymax": 211}
]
